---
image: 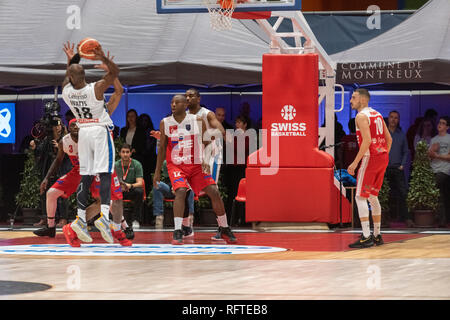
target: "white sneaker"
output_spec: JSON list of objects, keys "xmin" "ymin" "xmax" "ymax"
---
[
  {"xmin": 132, "ymin": 220, "xmax": 140, "ymax": 229},
  {"xmin": 155, "ymin": 215, "xmax": 164, "ymax": 229}
]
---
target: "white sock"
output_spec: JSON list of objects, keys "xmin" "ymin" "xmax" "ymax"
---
[
  {"xmin": 174, "ymin": 217, "xmax": 183, "ymax": 230},
  {"xmin": 121, "ymin": 219, "xmax": 129, "ymax": 229},
  {"xmin": 217, "ymin": 214, "xmax": 228, "ymax": 228},
  {"xmin": 182, "ymin": 217, "xmax": 190, "ymax": 227},
  {"xmin": 76, "ymin": 209, "xmax": 86, "ymax": 223},
  {"xmin": 101, "ymin": 205, "xmax": 110, "ymax": 220},
  {"xmin": 361, "ymin": 221, "xmax": 371, "ymax": 238},
  {"xmin": 373, "ymin": 221, "xmax": 381, "ymax": 237}
]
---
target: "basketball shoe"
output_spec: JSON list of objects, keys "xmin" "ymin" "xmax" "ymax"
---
[
  {"xmin": 182, "ymin": 225, "xmax": 194, "ymax": 238},
  {"xmin": 373, "ymin": 234, "xmax": 384, "ymax": 246},
  {"xmin": 33, "ymin": 226, "xmax": 56, "ymax": 238},
  {"xmin": 71, "ymin": 217, "xmax": 93, "ymax": 243},
  {"xmin": 111, "ymin": 229, "xmax": 132, "ymax": 246},
  {"xmin": 63, "ymin": 224, "xmax": 81, "ymax": 247},
  {"xmin": 94, "ymin": 213, "xmax": 114, "ymax": 244},
  {"xmin": 172, "ymin": 229, "xmax": 184, "ymax": 245},
  {"xmin": 211, "ymin": 226, "xmax": 237, "ymax": 243},
  {"xmin": 348, "ymin": 234, "xmax": 374, "ymax": 249}
]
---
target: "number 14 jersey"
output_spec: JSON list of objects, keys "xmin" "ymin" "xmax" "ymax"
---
[{"xmin": 356, "ymin": 107, "xmax": 388, "ymax": 156}]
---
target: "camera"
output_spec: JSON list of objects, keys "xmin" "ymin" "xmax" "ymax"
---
[{"xmin": 31, "ymin": 100, "xmax": 62, "ymax": 140}]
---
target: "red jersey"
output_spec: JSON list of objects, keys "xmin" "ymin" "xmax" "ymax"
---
[
  {"xmin": 62, "ymin": 133, "xmax": 79, "ymax": 168},
  {"xmin": 163, "ymin": 113, "xmax": 203, "ymax": 166},
  {"xmin": 356, "ymin": 107, "xmax": 388, "ymax": 156}
]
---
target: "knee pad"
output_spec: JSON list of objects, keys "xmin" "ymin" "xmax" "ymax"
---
[
  {"xmin": 368, "ymin": 195, "xmax": 381, "ymax": 216},
  {"xmin": 355, "ymin": 196, "xmax": 370, "ymax": 219}
]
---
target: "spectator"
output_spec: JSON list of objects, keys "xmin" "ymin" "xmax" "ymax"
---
[
  {"xmin": 406, "ymin": 108, "xmax": 438, "ymax": 160},
  {"xmin": 137, "ymin": 113, "xmax": 157, "ymax": 196},
  {"xmin": 386, "ymin": 110, "xmax": 414, "ymax": 227},
  {"xmin": 120, "ymin": 109, "xmax": 147, "ymax": 167},
  {"xmin": 223, "ymin": 115, "xmax": 251, "ymax": 225},
  {"xmin": 414, "ymin": 118, "xmax": 437, "ymax": 149},
  {"xmin": 428, "ymin": 116, "xmax": 450, "ymax": 227},
  {"xmin": 115, "ymin": 143, "xmax": 144, "ymax": 230},
  {"xmin": 238, "ymin": 102, "xmax": 253, "ymax": 129},
  {"xmin": 152, "ymin": 160, "xmax": 195, "ymax": 229},
  {"xmin": 215, "ymin": 107, "xmax": 233, "ymax": 130}
]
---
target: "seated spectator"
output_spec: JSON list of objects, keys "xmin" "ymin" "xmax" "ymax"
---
[
  {"xmin": 115, "ymin": 143, "xmax": 144, "ymax": 230},
  {"xmin": 152, "ymin": 160, "xmax": 195, "ymax": 229},
  {"xmin": 428, "ymin": 116, "xmax": 450, "ymax": 227},
  {"xmin": 414, "ymin": 118, "xmax": 437, "ymax": 149}
]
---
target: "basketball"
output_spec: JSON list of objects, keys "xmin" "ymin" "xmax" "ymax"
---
[
  {"xmin": 77, "ymin": 37, "xmax": 100, "ymax": 60},
  {"xmin": 219, "ymin": 0, "xmax": 234, "ymax": 10}
]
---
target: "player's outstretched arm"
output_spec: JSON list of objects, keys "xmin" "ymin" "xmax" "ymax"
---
[
  {"xmin": 61, "ymin": 41, "xmax": 79, "ymax": 89},
  {"xmin": 93, "ymin": 47, "xmax": 120, "ymax": 101},
  {"xmin": 40, "ymin": 141, "xmax": 65, "ymax": 194},
  {"xmin": 153, "ymin": 120, "xmax": 167, "ymax": 188},
  {"xmin": 106, "ymin": 78, "xmax": 124, "ymax": 115}
]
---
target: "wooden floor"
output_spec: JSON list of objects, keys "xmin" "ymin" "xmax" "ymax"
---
[{"xmin": 0, "ymin": 228, "xmax": 449, "ymax": 300}]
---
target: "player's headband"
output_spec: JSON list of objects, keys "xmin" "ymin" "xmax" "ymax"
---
[{"xmin": 69, "ymin": 118, "xmax": 77, "ymax": 126}]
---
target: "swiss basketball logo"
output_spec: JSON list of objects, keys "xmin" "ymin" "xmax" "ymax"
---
[{"xmin": 281, "ymin": 105, "xmax": 296, "ymax": 121}]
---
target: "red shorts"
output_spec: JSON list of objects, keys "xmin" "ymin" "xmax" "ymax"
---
[
  {"xmin": 51, "ymin": 167, "xmax": 81, "ymax": 198},
  {"xmin": 90, "ymin": 171, "xmax": 123, "ymax": 201},
  {"xmin": 356, "ymin": 153, "xmax": 389, "ymax": 198},
  {"xmin": 167, "ymin": 163, "xmax": 216, "ymax": 195}
]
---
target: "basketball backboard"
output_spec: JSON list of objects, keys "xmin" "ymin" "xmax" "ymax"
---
[{"xmin": 156, "ymin": 0, "xmax": 301, "ymax": 14}]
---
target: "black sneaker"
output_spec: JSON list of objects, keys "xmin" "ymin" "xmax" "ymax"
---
[
  {"xmin": 348, "ymin": 234, "xmax": 374, "ymax": 249},
  {"xmin": 33, "ymin": 226, "xmax": 56, "ymax": 238},
  {"xmin": 182, "ymin": 225, "xmax": 194, "ymax": 238},
  {"xmin": 172, "ymin": 229, "xmax": 184, "ymax": 245},
  {"xmin": 211, "ymin": 227, "xmax": 237, "ymax": 243},
  {"xmin": 373, "ymin": 234, "xmax": 384, "ymax": 246},
  {"xmin": 124, "ymin": 227, "xmax": 135, "ymax": 240}
]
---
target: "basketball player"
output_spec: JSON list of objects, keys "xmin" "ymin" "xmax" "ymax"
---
[
  {"xmin": 347, "ymin": 89, "xmax": 392, "ymax": 248},
  {"xmin": 33, "ymin": 120, "xmax": 131, "ymax": 247},
  {"xmin": 62, "ymin": 42, "xmax": 119, "ymax": 244},
  {"xmin": 153, "ymin": 94, "xmax": 236, "ymax": 245}
]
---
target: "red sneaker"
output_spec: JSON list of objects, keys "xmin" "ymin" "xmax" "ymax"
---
[
  {"xmin": 111, "ymin": 229, "xmax": 132, "ymax": 246},
  {"xmin": 63, "ymin": 224, "xmax": 81, "ymax": 247}
]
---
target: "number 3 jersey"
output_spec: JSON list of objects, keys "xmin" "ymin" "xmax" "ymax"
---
[
  {"xmin": 356, "ymin": 107, "xmax": 388, "ymax": 156},
  {"xmin": 62, "ymin": 133, "xmax": 79, "ymax": 168},
  {"xmin": 62, "ymin": 82, "xmax": 113, "ymax": 128}
]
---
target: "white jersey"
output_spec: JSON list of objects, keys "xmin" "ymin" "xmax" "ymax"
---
[
  {"xmin": 62, "ymin": 133, "xmax": 79, "ymax": 168},
  {"xmin": 62, "ymin": 82, "xmax": 113, "ymax": 128},
  {"xmin": 163, "ymin": 113, "xmax": 203, "ymax": 166},
  {"xmin": 187, "ymin": 106, "xmax": 212, "ymax": 130}
]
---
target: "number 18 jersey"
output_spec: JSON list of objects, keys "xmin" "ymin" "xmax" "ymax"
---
[
  {"xmin": 356, "ymin": 107, "xmax": 388, "ymax": 156},
  {"xmin": 62, "ymin": 82, "xmax": 113, "ymax": 128}
]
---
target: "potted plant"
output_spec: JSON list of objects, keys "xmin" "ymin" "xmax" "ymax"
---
[
  {"xmin": 15, "ymin": 150, "xmax": 41, "ymax": 224},
  {"xmin": 407, "ymin": 140, "xmax": 440, "ymax": 227}
]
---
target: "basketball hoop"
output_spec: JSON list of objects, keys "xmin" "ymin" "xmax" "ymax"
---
[{"xmin": 203, "ymin": 0, "xmax": 236, "ymax": 31}]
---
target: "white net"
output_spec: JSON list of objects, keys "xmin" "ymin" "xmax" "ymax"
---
[{"xmin": 203, "ymin": 0, "xmax": 236, "ymax": 31}]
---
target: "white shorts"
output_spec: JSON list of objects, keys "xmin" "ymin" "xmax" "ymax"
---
[{"xmin": 78, "ymin": 126, "xmax": 115, "ymax": 176}]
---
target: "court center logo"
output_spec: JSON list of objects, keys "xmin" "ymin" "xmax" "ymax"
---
[
  {"xmin": 0, "ymin": 108, "xmax": 12, "ymax": 138},
  {"xmin": 281, "ymin": 105, "xmax": 296, "ymax": 121}
]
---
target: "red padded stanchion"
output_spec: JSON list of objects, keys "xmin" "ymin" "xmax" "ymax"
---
[{"xmin": 246, "ymin": 54, "xmax": 351, "ymax": 224}]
